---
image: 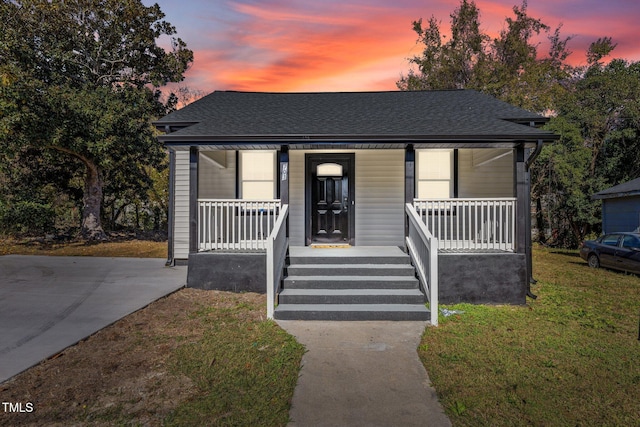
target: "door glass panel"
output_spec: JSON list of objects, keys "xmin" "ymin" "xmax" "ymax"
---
[{"xmin": 317, "ymin": 163, "xmax": 343, "ymax": 176}]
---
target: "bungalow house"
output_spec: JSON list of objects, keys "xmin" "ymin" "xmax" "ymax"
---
[
  {"xmin": 154, "ymin": 90, "xmax": 557, "ymax": 323},
  {"xmin": 592, "ymin": 177, "xmax": 640, "ymax": 234}
]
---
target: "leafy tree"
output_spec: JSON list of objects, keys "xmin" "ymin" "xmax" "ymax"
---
[
  {"xmin": 534, "ymin": 53, "xmax": 640, "ymax": 246},
  {"xmin": 398, "ymin": 0, "xmax": 572, "ymax": 114},
  {"xmin": 0, "ymin": 144, "xmax": 84, "ymax": 235},
  {"xmin": 483, "ymin": 2, "xmax": 573, "ymax": 113},
  {"xmin": 0, "ymin": 0, "xmax": 193, "ymax": 239},
  {"xmin": 531, "ymin": 116, "xmax": 602, "ymax": 247},
  {"xmin": 398, "ymin": 0, "xmax": 488, "ymax": 91},
  {"xmin": 572, "ymin": 58, "xmax": 640, "ymax": 183}
]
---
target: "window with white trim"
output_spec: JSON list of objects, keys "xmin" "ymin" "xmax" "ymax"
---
[
  {"xmin": 239, "ymin": 151, "xmax": 276, "ymax": 199},
  {"xmin": 416, "ymin": 149, "xmax": 454, "ymax": 198}
]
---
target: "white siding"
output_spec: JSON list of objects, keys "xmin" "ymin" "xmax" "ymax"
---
[
  {"xmin": 174, "ymin": 150, "xmax": 190, "ymax": 259},
  {"xmin": 458, "ymin": 149, "xmax": 514, "ymax": 198},
  {"xmin": 288, "ymin": 149, "xmax": 405, "ymax": 246},
  {"xmin": 199, "ymin": 150, "xmax": 236, "ymax": 199},
  {"xmin": 355, "ymin": 150, "xmax": 405, "ymax": 246}
]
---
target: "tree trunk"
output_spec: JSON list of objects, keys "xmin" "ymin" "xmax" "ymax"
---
[
  {"xmin": 81, "ymin": 162, "xmax": 107, "ymax": 240},
  {"xmin": 48, "ymin": 146, "xmax": 107, "ymax": 240}
]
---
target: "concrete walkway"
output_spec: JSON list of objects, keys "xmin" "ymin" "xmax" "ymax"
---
[
  {"xmin": 278, "ymin": 320, "xmax": 451, "ymax": 427},
  {"xmin": 0, "ymin": 255, "xmax": 186, "ymax": 384}
]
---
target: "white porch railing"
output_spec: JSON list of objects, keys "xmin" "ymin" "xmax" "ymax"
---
[
  {"xmin": 413, "ymin": 198, "xmax": 516, "ymax": 251},
  {"xmin": 405, "ymin": 204, "xmax": 438, "ymax": 326},
  {"xmin": 198, "ymin": 199, "xmax": 281, "ymax": 251},
  {"xmin": 266, "ymin": 205, "xmax": 289, "ymax": 319}
]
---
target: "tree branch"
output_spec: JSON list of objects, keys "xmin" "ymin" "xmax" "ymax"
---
[{"xmin": 45, "ymin": 145, "xmax": 96, "ymax": 174}]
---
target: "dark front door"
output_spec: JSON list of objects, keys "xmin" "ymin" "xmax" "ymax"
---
[{"xmin": 306, "ymin": 154, "xmax": 355, "ymax": 245}]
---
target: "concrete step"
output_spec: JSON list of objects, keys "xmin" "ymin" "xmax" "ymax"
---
[
  {"xmin": 278, "ymin": 247, "xmax": 424, "ymax": 321},
  {"xmin": 283, "ymin": 275, "xmax": 419, "ymax": 290},
  {"xmin": 273, "ymin": 304, "xmax": 430, "ymax": 321},
  {"xmin": 288, "ymin": 246, "xmax": 411, "ymax": 265},
  {"xmin": 278, "ymin": 288, "xmax": 426, "ymax": 305},
  {"xmin": 287, "ymin": 264, "xmax": 416, "ymax": 277},
  {"xmin": 289, "ymin": 254, "xmax": 410, "ymax": 265}
]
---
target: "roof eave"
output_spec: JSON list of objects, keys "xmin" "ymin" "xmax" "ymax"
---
[
  {"xmin": 158, "ymin": 133, "xmax": 558, "ymax": 144},
  {"xmin": 152, "ymin": 121, "xmax": 199, "ymax": 133},
  {"xmin": 592, "ymin": 191, "xmax": 640, "ymax": 200},
  {"xmin": 504, "ymin": 117, "xmax": 551, "ymax": 126}
]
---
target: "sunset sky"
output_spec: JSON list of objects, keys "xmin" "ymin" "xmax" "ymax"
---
[{"xmin": 149, "ymin": 0, "xmax": 640, "ymax": 93}]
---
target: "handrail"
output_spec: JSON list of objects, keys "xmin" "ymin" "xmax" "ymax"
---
[
  {"xmin": 405, "ymin": 203, "xmax": 438, "ymax": 326},
  {"xmin": 266, "ymin": 204, "xmax": 289, "ymax": 319}
]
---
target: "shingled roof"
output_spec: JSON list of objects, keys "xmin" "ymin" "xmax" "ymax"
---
[
  {"xmin": 155, "ymin": 90, "xmax": 557, "ymax": 145},
  {"xmin": 592, "ymin": 177, "xmax": 640, "ymax": 200}
]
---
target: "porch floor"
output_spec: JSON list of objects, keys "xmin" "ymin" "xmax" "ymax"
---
[
  {"xmin": 289, "ymin": 245, "xmax": 511, "ymax": 256},
  {"xmin": 289, "ymin": 245, "xmax": 407, "ymax": 258},
  {"xmin": 438, "ymin": 248, "xmax": 513, "ymax": 254}
]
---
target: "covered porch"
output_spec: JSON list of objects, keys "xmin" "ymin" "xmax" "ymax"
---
[
  {"xmin": 183, "ymin": 143, "xmax": 528, "ymax": 252},
  {"xmin": 175, "ymin": 143, "xmax": 534, "ymax": 325}
]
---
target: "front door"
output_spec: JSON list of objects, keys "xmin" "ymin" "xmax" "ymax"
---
[{"xmin": 306, "ymin": 154, "xmax": 355, "ymax": 245}]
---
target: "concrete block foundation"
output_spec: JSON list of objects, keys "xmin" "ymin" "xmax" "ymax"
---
[
  {"xmin": 438, "ymin": 252, "xmax": 527, "ymax": 305},
  {"xmin": 187, "ymin": 252, "xmax": 266, "ymax": 293}
]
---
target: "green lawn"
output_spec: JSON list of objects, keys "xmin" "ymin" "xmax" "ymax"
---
[
  {"xmin": 165, "ymin": 301, "xmax": 305, "ymax": 427},
  {"xmin": 420, "ymin": 247, "xmax": 640, "ymax": 426}
]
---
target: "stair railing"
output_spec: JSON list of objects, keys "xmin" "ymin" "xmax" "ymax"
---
[
  {"xmin": 266, "ymin": 204, "xmax": 289, "ymax": 319},
  {"xmin": 405, "ymin": 203, "xmax": 439, "ymax": 326}
]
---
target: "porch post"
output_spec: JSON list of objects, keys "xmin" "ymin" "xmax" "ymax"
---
[
  {"xmin": 405, "ymin": 144, "xmax": 415, "ymax": 204},
  {"xmin": 189, "ymin": 146, "xmax": 199, "ymax": 254},
  {"xmin": 515, "ymin": 144, "xmax": 527, "ymax": 255},
  {"xmin": 405, "ymin": 144, "xmax": 415, "ymax": 237},
  {"xmin": 279, "ymin": 146, "xmax": 289, "ymax": 204}
]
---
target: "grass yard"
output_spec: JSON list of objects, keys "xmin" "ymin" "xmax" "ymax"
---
[
  {"xmin": 0, "ymin": 237, "xmax": 167, "ymax": 257},
  {"xmin": 166, "ymin": 301, "xmax": 305, "ymax": 426},
  {"xmin": 420, "ymin": 246, "xmax": 640, "ymax": 426}
]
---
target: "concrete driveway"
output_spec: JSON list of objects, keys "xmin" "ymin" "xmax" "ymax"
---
[{"xmin": 0, "ymin": 255, "xmax": 186, "ymax": 384}]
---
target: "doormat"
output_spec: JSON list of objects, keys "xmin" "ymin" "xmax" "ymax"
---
[{"xmin": 310, "ymin": 244, "xmax": 351, "ymax": 249}]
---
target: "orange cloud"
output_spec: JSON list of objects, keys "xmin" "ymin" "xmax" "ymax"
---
[
  {"xmin": 181, "ymin": 1, "xmax": 422, "ymax": 92},
  {"xmin": 170, "ymin": 0, "xmax": 640, "ymax": 94}
]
